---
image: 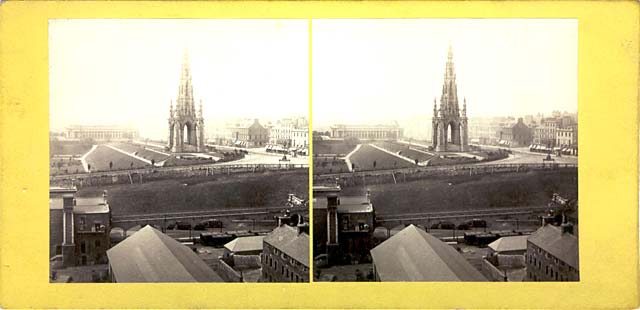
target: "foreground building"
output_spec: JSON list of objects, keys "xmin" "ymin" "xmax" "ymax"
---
[
  {"xmin": 526, "ymin": 223, "xmax": 579, "ymax": 281},
  {"xmin": 482, "ymin": 235, "xmax": 529, "ymax": 281},
  {"xmin": 313, "ymin": 185, "xmax": 375, "ymax": 265},
  {"xmin": 167, "ymin": 50, "xmax": 206, "ymax": 153},
  {"xmin": 50, "ymin": 187, "xmax": 111, "ymax": 267},
  {"xmin": 217, "ymin": 236, "xmax": 265, "ymax": 282},
  {"xmin": 107, "ymin": 225, "xmax": 223, "ymax": 282},
  {"xmin": 432, "ymin": 44, "xmax": 469, "ymax": 152},
  {"xmin": 370, "ymin": 225, "xmax": 486, "ymax": 281},
  {"xmin": 261, "ymin": 224, "xmax": 310, "ymax": 282}
]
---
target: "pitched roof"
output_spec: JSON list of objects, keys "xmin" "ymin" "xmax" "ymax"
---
[
  {"xmin": 370, "ymin": 225, "xmax": 487, "ymax": 282},
  {"xmin": 106, "ymin": 225, "xmax": 223, "ymax": 282},
  {"xmin": 224, "ymin": 235, "xmax": 264, "ymax": 253},
  {"xmin": 263, "ymin": 225, "xmax": 309, "ymax": 267},
  {"xmin": 488, "ymin": 235, "xmax": 529, "ymax": 253},
  {"xmin": 528, "ymin": 224, "xmax": 579, "ymax": 269}
]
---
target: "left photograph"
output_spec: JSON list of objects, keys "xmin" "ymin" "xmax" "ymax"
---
[{"xmin": 48, "ymin": 19, "xmax": 310, "ymax": 283}]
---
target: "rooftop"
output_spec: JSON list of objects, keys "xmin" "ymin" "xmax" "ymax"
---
[
  {"xmin": 370, "ymin": 225, "xmax": 487, "ymax": 282},
  {"xmin": 313, "ymin": 195, "xmax": 373, "ymax": 213},
  {"xmin": 224, "ymin": 235, "xmax": 265, "ymax": 253},
  {"xmin": 528, "ymin": 224, "xmax": 579, "ymax": 269},
  {"xmin": 263, "ymin": 225, "xmax": 309, "ymax": 267},
  {"xmin": 49, "ymin": 196, "xmax": 110, "ymax": 214},
  {"xmin": 488, "ymin": 235, "xmax": 529, "ymax": 253},
  {"xmin": 107, "ymin": 225, "xmax": 223, "ymax": 282}
]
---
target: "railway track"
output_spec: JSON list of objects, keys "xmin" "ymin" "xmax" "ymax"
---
[
  {"xmin": 112, "ymin": 206, "xmax": 307, "ymax": 223},
  {"xmin": 376, "ymin": 205, "xmax": 555, "ymax": 223}
]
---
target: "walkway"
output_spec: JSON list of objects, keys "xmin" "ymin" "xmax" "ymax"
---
[
  {"xmin": 344, "ymin": 144, "xmax": 362, "ymax": 172},
  {"xmin": 79, "ymin": 145, "xmax": 98, "ymax": 173}
]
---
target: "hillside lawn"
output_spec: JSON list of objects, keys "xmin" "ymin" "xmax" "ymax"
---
[
  {"xmin": 350, "ymin": 144, "xmax": 416, "ymax": 171},
  {"xmin": 77, "ymin": 170, "xmax": 309, "ymax": 216},
  {"xmin": 339, "ymin": 170, "xmax": 578, "ymax": 215}
]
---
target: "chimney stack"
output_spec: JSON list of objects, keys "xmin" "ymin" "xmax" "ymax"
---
[{"xmin": 561, "ymin": 222, "xmax": 574, "ymax": 235}]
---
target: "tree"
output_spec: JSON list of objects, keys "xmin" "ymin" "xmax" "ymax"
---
[
  {"xmin": 87, "ymin": 164, "xmax": 91, "ymax": 171},
  {"xmin": 109, "ymin": 161, "xmax": 113, "ymax": 170},
  {"xmin": 151, "ymin": 159, "xmax": 155, "ymax": 166},
  {"xmin": 130, "ymin": 162, "xmax": 133, "ymax": 168},
  {"xmin": 373, "ymin": 160, "xmax": 377, "ymax": 168}
]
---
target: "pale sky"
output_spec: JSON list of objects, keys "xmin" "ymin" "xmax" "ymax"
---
[
  {"xmin": 49, "ymin": 19, "xmax": 309, "ymax": 140},
  {"xmin": 312, "ymin": 19, "xmax": 577, "ymax": 130}
]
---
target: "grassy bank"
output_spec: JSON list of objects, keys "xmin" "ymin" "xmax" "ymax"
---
[{"xmin": 77, "ymin": 170, "xmax": 309, "ymax": 216}]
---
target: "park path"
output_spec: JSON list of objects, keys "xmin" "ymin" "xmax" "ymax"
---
[
  {"xmin": 344, "ymin": 144, "xmax": 362, "ymax": 172},
  {"xmin": 79, "ymin": 145, "xmax": 98, "ymax": 172}
]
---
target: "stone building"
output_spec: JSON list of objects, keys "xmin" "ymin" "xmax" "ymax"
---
[
  {"xmin": 533, "ymin": 118, "xmax": 561, "ymax": 147},
  {"xmin": 496, "ymin": 118, "xmax": 533, "ymax": 147},
  {"xmin": 167, "ymin": 50, "xmax": 206, "ymax": 153},
  {"xmin": 313, "ymin": 185, "xmax": 375, "ymax": 265},
  {"xmin": 526, "ymin": 223, "xmax": 579, "ymax": 281},
  {"xmin": 329, "ymin": 123, "xmax": 403, "ymax": 141},
  {"xmin": 49, "ymin": 187, "xmax": 111, "ymax": 267},
  {"xmin": 432, "ymin": 44, "xmax": 469, "ymax": 152},
  {"xmin": 261, "ymin": 224, "xmax": 309, "ymax": 282},
  {"xmin": 268, "ymin": 117, "xmax": 309, "ymax": 148},
  {"xmin": 226, "ymin": 119, "xmax": 269, "ymax": 147},
  {"xmin": 65, "ymin": 125, "xmax": 139, "ymax": 141}
]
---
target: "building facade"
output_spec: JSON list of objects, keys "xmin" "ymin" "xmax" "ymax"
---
[
  {"xmin": 261, "ymin": 225, "xmax": 310, "ymax": 282},
  {"xmin": 269, "ymin": 117, "xmax": 309, "ymax": 148},
  {"xmin": 496, "ymin": 118, "xmax": 533, "ymax": 147},
  {"xmin": 65, "ymin": 125, "xmax": 139, "ymax": 141},
  {"xmin": 313, "ymin": 186, "xmax": 375, "ymax": 265},
  {"xmin": 526, "ymin": 224, "xmax": 579, "ymax": 281},
  {"xmin": 50, "ymin": 187, "xmax": 111, "ymax": 267},
  {"xmin": 167, "ymin": 51, "xmax": 206, "ymax": 153},
  {"xmin": 226, "ymin": 119, "xmax": 270, "ymax": 147},
  {"xmin": 329, "ymin": 123, "xmax": 403, "ymax": 141},
  {"xmin": 432, "ymin": 44, "xmax": 469, "ymax": 152}
]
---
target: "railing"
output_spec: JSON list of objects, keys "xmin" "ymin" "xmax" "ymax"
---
[{"xmin": 315, "ymin": 163, "xmax": 577, "ymax": 178}]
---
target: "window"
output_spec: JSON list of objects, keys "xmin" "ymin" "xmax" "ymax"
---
[{"xmin": 95, "ymin": 240, "xmax": 101, "ymax": 248}]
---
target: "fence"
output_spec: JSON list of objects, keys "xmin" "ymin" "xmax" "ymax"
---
[
  {"xmin": 314, "ymin": 163, "xmax": 577, "ymax": 188},
  {"xmin": 50, "ymin": 163, "xmax": 308, "ymax": 188}
]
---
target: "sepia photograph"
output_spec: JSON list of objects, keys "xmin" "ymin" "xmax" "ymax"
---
[
  {"xmin": 312, "ymin": 19, "xmax": 578, "ymax": 282},
  {"xmin": 48, "ymin": 19, "xmax": 310, "ymax": 283}
]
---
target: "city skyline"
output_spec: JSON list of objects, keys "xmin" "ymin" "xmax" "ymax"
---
[
  {"xmin": 49, "ymin": 19, "xmax": 309, "ymax": 140},
  {"xmin": 313, "ymin": 19, "xmax": 577, "ymax": 129}
]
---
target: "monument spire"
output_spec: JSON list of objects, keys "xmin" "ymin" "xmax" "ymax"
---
[{"xmin": 177, "ymin": 49, "xmax": 195, "ymax": 117}]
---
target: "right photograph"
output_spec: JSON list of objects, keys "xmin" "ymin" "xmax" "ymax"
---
[{"xmin": 311, "ymin": 19, "xmax": 578, "ymax": 282}]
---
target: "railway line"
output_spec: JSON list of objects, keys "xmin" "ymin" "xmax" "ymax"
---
[
  {"xmin": 376, "ymin": 205, "xmax": 556, "ymax": 223},
  {"xmin": 112, "ymin": 205, "xmax": 307, "ymax": 224}
]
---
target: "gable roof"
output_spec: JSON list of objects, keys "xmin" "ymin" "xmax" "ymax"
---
[
  {"xmin": 370, "ymin": 225, "xmax": 487, "ymax": 282},
  {"xmin": 263, "ymin": 225, "xmax": 309, "ymax": 267},
  {"xmin": 488, "ymin": 235, "xmax": 529, "ymax": 253},
  {"xmin": 224, "ymin": 235, "xmax": 264, "ymax": 253},
  {"xmin": 528, "ymin": 224, "xmax": 579, "ymax": 269},
  {"xmin": 107, "ymin": 225, "xmax": 223, "ymax": 282}
]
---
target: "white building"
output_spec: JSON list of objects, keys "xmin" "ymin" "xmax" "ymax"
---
[{"xmin": 269, "ymin": 117, "xmax": 309, "ymax": 148}]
